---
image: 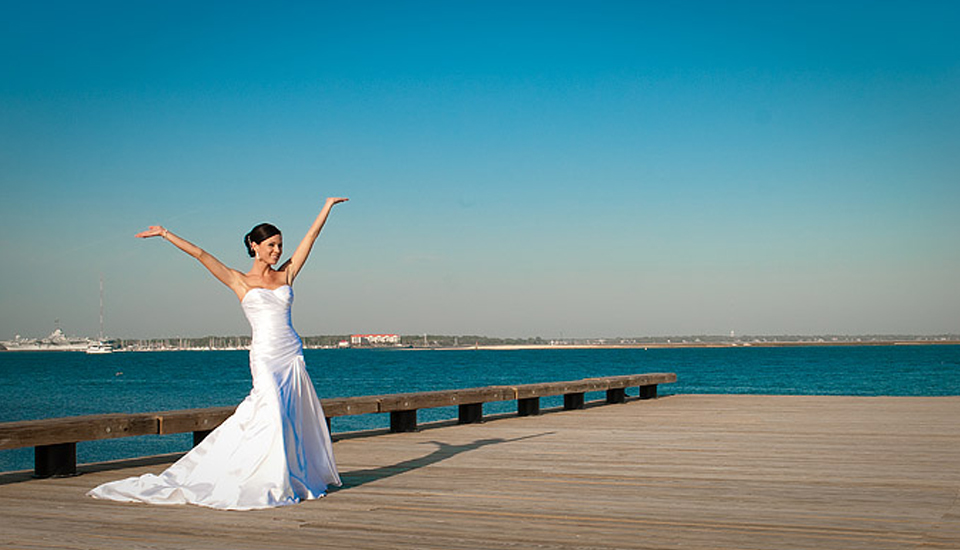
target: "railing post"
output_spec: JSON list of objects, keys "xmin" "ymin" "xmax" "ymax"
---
[
  {"xmin": 193, "ymin": 430, "xmax": 212, "ymax": 447},
  {"xmin": 458, "ymin": 403, "xmax": 483, "ymax": 424},
  {"xmin": 518, "ymin": 397, "xmax": 540, "ymax": 416},
  {"xmin": 638, "ymin": 384, "xmax": 658, "ymax": 400},
  {"xmin": 606, "ymin": 388, "xmax": 626, "ymax": 404},
  {"xmin": 34, "ymin": 442, "xmax": 76, "ymax": 478},
  {"xmin": 564, "ymin": 393, "xmax": 585, "ymax": 410},
  {"xmin": 390, "ymin": 410, "xmax": 418, "ymax": 433}
]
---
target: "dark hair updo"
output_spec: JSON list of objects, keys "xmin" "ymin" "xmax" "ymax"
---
[{"xmin": 244, "ymin": 223, "xmax": 281, "ymax": 258}]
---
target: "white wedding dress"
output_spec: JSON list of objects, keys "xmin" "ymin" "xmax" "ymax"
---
[{"xmin": 88, "ymin": 285, "xmax": 341, "ymax": 510}]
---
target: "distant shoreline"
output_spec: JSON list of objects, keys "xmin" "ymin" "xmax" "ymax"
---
[
  {"xmin": 420, "ymin": 339, "xmax": 960, "ymax": 351},
  {"xmin": 4, "ymin": 338, "xmax": 959, "ymax": 353}
]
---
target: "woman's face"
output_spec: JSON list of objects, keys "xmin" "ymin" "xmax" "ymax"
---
[{"xmin": 255, "ymin": 234, "xmax": 283, "ymax": 265}]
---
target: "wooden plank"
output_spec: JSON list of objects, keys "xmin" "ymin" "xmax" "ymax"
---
[
  {"xmin": 513, "ymin": 379, "xmax": 598, "ymax": 398},
  {"xmin": 0, "ymin": 413, "xmax": 158, "ymax": 449},
  {"xmin": 322, "ymin": 396, "xmax": 380, "ymax": 417},
  {"xmin": 590, "ymin": 372, "xmax": 677, "ymax": 389},
  {"xmin": 510, "ymin": 374, "xmax": 674, "ymax": 399},
  {"xmin": 157, "ymin": 406, "xmax": 235, "ymax": 435},
  {"xmin": 513, "ymin": 384, "xmax": 553, "ymax": 399},
  {"xmin": 377, "ymin": 387, "xmax": 513, "ymax": 412}
]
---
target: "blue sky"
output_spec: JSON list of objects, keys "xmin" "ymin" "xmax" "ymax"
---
[{"xmin": 1, "ymin": 1, "xmax": 958, "ymax": 339}]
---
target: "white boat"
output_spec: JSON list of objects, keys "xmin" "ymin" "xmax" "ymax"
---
[
  {"xmin": 86, "ymin": 341, "xmax": 114, "ymax": 354},
  {"xmin": 0, "ymin": 327, "xmax": 92, "ymax": 352}
]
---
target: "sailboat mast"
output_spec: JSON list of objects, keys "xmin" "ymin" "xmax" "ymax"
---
[{"xmin": 99, "ymin": 275, "xmax": 104, "ymax": 341}]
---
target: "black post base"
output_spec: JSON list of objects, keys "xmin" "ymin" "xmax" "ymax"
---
[
  {"xmin": 606, "ymin": 388, "xmax": 626, "ymax": 404},
  {"xmin": 638, "ymin": 384, "xmax": 658, "ymax": 400},
  {"xmin": 518, "ymin": 397, "xmax": 540, "ymax": 416},
  {"xmin": 193, "ymin": 429, "xmax": 213, "ymax": 447},
  {"xmin": 390, "ymin": 410, "xmax": 418, "ymax": 432},
  {"xmin": 564, "ymin": 393, "xmax": 585, "ymax": 410},
  {"xmin": 35, "ymin": 442, "xmax": 77, "ymax": 478},
  {"xmin": 459, "ymin": 403, "xmax": 483, "ymax": 424}
]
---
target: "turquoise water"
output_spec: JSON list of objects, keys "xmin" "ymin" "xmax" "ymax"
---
[{"xmin": 2, "ymin": 345, "xmax": 959, "ymax": 472}]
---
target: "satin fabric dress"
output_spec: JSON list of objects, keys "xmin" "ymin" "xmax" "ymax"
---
[{"xmin": 88, "ymin": 285, "xmax": 341, "ymax": 510}]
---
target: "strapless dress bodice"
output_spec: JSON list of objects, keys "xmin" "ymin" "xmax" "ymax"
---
[
  {"xmin": 242, "ymin": 285, "xmax": 302, "ymax": 372},
  {"xmin": 242, "ymin": 285, "xmax": 295, "ymax": 335}
]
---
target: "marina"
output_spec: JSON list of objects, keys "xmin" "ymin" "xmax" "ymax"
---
[{"xmin": 1, "ymin": 394, "xmax": 958, "ymax": 549}]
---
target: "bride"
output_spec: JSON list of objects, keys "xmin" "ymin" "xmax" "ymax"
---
[{"xmin": 89, "ymin": 197, "xmax": 349, "ymax": 510}]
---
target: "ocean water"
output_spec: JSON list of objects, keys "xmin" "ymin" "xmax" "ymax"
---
[{"xmin": 2, "ymin": 345, "xmax": 959, "ymax": 472}]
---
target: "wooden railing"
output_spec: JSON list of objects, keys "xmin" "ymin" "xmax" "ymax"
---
[{"xmin": 0, "ymin": 373, "xmax": 676, "ymax": 478}]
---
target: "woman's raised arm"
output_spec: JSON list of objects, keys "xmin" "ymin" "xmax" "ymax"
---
[
  {"xmin": 282, "ymin": 197, "xmax": 348, "ymax": 284},
  {"xmin": 136, "ymin": 226, "xmax": 245, "ymax": 297}
]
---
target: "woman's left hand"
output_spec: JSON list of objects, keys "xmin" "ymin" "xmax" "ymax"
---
[{"xmin": 136, "ymin": 226, "xmax": 167, "ymax": 239}]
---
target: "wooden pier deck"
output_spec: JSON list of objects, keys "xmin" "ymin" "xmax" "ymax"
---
[{"xmin": 2, "ymin": 394, "xmax": 959, "ymax": 549}]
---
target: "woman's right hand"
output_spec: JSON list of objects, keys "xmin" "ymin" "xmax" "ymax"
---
[{"xmin": 136, "ymin": 226, "xmax": 167, "ymax": 239}]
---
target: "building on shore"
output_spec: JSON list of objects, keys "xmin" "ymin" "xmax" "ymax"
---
[{"xmin": 350, "ymin": 334, "xmax": 401, "ymax": 347}]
